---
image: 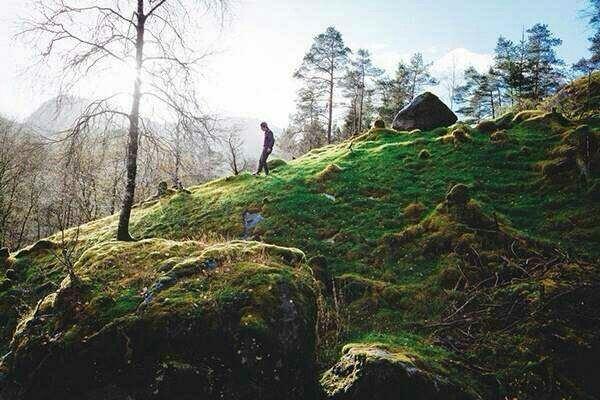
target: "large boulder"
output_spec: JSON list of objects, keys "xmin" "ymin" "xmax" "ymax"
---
[
  {"xmin": 1, "ymin": 239, "xmax": 318, "ymax": 400},
  {"xmin": 320, "ymin": 344, "xmax": 472, "ymax": 400},
  {"xmin": 392, "ymin": 92, "xmax": 457, "ymax": 131}
]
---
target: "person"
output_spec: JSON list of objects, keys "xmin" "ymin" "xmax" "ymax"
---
[{"xmin": 254, "ymin": 121, "xmax": 275, "ymax": 176}]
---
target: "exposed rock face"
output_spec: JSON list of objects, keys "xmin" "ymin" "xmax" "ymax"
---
[
  {"xmin": 1, "ymin": 239, "xmax": 317, "ymax": 400},
  {"xmin": 320, "ymin": 344, "xmax": 471, "ymax": 400},
  {"xmin": 392, "ymin": 92, "xmax": 457, "ymax": 131}
]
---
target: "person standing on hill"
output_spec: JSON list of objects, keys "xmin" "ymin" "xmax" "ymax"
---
[{"xmin": 254, "ymin": 122, "xmax": 275, "ymax": 176}]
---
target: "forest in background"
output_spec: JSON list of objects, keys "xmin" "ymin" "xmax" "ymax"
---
[{"xmin": 1, "ymin": 0, "xmax": 599, "ymax": 251}]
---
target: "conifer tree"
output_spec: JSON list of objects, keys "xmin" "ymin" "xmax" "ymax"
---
[
  {"xmin": 294, "ymin": 27, "xmax": 351, "ymax": 144},
  {"xmin": 525, "ymin": 24, "xmax": 564, "ymax": 101}
]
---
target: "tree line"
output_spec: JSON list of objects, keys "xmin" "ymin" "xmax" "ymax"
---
[
  {"xmin": 279, "ymin": 27, "xmax": 439, "ymax": 157},
  {"xmin": 281, "ymin": 0, "xmax": 600, "ymax": 156}
]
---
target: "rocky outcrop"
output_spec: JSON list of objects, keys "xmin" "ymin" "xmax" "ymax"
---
[
  {"xmin": 392, "ymin": 92, "xmax": 457, "ymax": 131},
  {"xmin": 1, "ymin": 239, "xmax": 317, "ymax": 400},
  {"xmin": 320, "ymin": 344, "xmax": 471, "ymax": 400}
]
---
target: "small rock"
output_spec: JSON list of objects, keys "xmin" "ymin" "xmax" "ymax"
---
[
  {"xmin": 243, "ymin": 211, "xmax": 265, "ymax": 239},
  {"xmin": 446, "ymin": 184, "xmax": 470, "ymax": 206},
  {"xmin": 322, "ymin": 193, "xmax": 336, "ymax": 202}
]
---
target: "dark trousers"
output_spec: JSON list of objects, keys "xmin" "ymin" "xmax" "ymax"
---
[{"xmin": 256, "ymin": 147, "xmax": 272, "ymax": 175}]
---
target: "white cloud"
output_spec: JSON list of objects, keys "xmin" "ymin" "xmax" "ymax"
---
[
  {"xmin": 430, "ymin": 48, "xmax": 494, "ymax": 77},
  {"xmin": 428, "ymin": 48, "xmax": 494, "ymax": 107}
]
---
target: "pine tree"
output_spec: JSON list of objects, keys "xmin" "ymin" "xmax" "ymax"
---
[
  {"xmin": 406, "ymin": 53, "xmax": 438, "ymax": 101},
  {"xmin": 284, "ymin": 84, "xmax": 328, "ymax": 155},
  {"xmin": 454, "ymin": 67, "xmax": 503, "ymax": 121},
  {"xmin": 494, "ymin": 36, "xmax": 526, "ymax": 104},
  {"xmin": 589, "ymin": 0, "xmax": 600, "ymax": 62},
  {"xmin": 342, "ymin": 49, "xmax": 383, "ymax": 135},
  {"xmin": 525, "ymin": 24, "xmax": 564, "ymax": 101},
  {"xmin": 376, "ymin": 61, "xmax": 411, "ymax": 123},
  {"xmin": 294, "ymin": 27, "xmax": 351, "ymax": 144}
]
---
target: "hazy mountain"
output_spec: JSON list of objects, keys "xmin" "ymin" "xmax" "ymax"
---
[
  {"xmin": 24, "ymin": 96, "xmax": 91, "ymax": 134},
  {"xmin": 24, "ymin": 97, "xmax": 282, "ymax": 160}
]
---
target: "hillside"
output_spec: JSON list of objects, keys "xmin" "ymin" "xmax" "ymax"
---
[{"xmin": 1, "ymin": 90, "xmax": 600, "ymax": 398}]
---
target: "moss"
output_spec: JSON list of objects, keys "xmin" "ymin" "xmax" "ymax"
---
[
  {"xmin": 267, "ymin": 158, "xmax": 287, "ymax": 171},
  {"xmin": 314, "ymin": 163, "xmax": 343, "ymax": 183},
  {"xmin": 13, "ymin": 239, "xmax": 57, "ymax": 259},
  {"xmin": 512, "ymin": 110, "xmax": 545, "ymax": 124},
  {"xmin": 4, "ymin": 99, "xmax": 600, "ymax": 398},
  {"xmin": 476, "ymin": 119, "xmax": 497, "ymax": 134},
  {"xmin": 5, "ymin": 238, "xmax": 318, "ymax": 399},
  {"xmin": 436, "ymin": 126, "xmax": 472, "ymax": 146},
  {"xmin": 403, "ymin": 202, "xmax": 426, "ymax": 222},
  {"xmin": 490, "ymin": 129, "xmax": 509, "ymax": 144},
  {"xmin": 541, "ymin": 71, "xmax": 600, "ymax": 119},
  {"xmin": 418, "ymin": 149, "xmax": 431, "ymax": 159}
]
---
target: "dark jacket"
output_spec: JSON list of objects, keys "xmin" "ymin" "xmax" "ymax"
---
[{"xmin": 263, "ymin": 129, "xmax": 275, "ymax": 149}]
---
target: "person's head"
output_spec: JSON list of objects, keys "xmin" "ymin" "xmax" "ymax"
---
[{"xmin": 260, "ymin": 122, "xmax": 268, "ymax": 132}]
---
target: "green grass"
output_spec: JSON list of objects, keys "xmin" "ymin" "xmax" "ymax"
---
[{"xmin": 2, "ymin": 110, "xmax": 599, "ymax": 399}]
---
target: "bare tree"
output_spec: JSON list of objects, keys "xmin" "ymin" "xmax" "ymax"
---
[
  {"xmin": 225, "ymin": 127, "xmax": 247, "ymax": 175},
  {"xmin": 0, "ymin": 118, "xmax": 47, "ymax": 250},
  {"xmin": 441, "ymin": 53, "xmax": 460, "ymax": 111},
  {"xmin": 21, "ymin": 0, "xmax": 228, "ymax": 241}
]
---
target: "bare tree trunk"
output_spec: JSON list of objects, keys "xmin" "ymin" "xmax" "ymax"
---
[
  {"xmin": 358, "ymin": 70, "xmax": 365, "ymax": 133},
  {"xmin": 327, "ymin": 74, "xmax": 334, "ymax": 144},
  {"xmin": 117, "ymin": 0, "xmax": 145, "ymax": 241}
]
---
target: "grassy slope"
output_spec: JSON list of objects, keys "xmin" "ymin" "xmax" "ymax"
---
[{"xmin": 2, "ymin": 104, "xmax": 600, "ymax": 397}]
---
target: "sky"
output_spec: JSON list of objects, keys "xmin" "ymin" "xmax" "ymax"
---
[{"xmin": 0, "ymin": 0, "xmax": 593, "ymax": 127}]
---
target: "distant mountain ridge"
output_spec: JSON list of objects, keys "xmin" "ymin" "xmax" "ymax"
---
[{"xmin": 24, "ymin": 96, "xmax": 282, "ymax": 160}]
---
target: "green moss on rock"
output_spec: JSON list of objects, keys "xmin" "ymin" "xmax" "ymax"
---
[{"xmin": 2, "ymin": 239, "xmax": 318, "ymax": 400}]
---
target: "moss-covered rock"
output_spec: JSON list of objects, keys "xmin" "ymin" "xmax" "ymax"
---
[
  {"xmin": 320, "ymin": 343, "xmax": 472, "ymax": 400},
  {"xmin": 1, "ymin": 239, "xmax": 318, "ymax": 400},
  {"xmin": 490, "ymin": 129, "xmax": 509, "ymax": 144},
  {"xmin": 267, "ymin": 158, "xmax": 288, "ymax": 171},
  {"xmin": 403, "ymin": 202, "xmax": 426, "ymax": 222},
  {"xmin": 476, "ymin": 112, "xmax": 515, "ymax": 134},
  {"xmin": 315, "ymin": 164, "xmax": 343, "ymax": 183},
  {"xmin": 13, "ymin": 239, "xmax": 57, "ymax": 259}
]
